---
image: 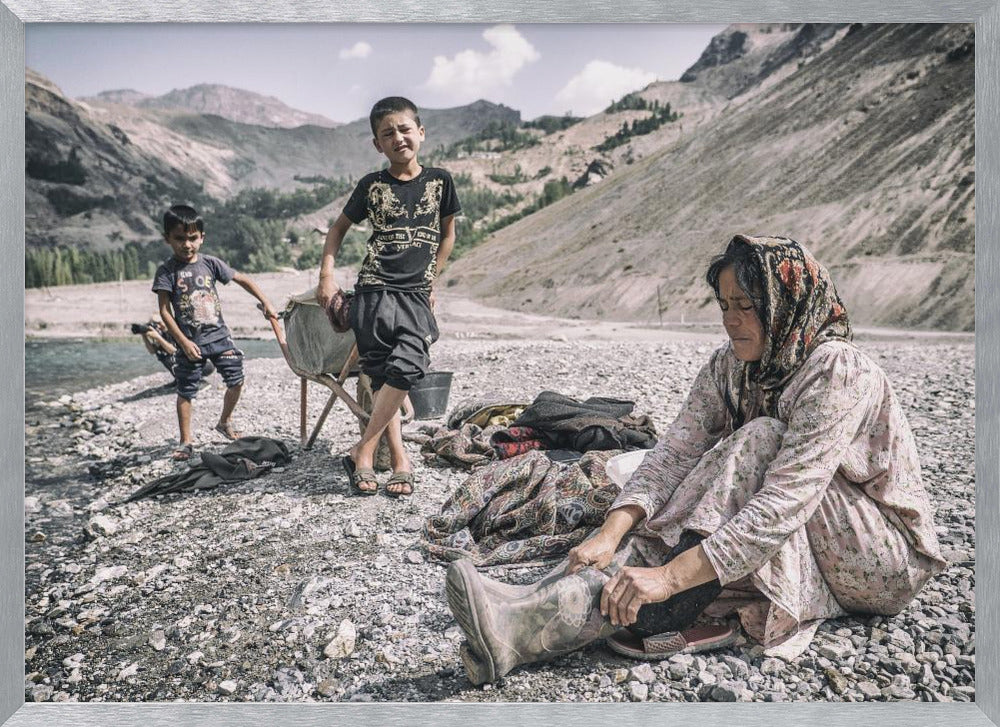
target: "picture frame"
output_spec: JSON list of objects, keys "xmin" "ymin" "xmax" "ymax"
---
[{"xmin": 2, "ymin": 2, "xmax": 997, "ymax": 726}]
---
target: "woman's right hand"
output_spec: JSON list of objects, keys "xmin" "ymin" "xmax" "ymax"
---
[
  {"xmin": 316, "ymin": 276, "xmax": 339, "ymax": 310},
  {"xmin": 567, "ymin": 531, "xmax": 620, "ymax": 574}
]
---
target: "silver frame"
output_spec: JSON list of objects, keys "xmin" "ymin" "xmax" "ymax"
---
[{"xmin": 3, "ymin": 3, "xmax": 996, "ymax": 726}]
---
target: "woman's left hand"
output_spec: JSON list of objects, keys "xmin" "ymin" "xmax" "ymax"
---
[{"xmin": 601, "ymin": 565, "xmax": 675, "ymax": 627}]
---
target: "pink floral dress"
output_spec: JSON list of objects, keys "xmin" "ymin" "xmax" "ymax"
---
[{"xmin": 611, "ymin": 340, "xmax": 947, "ymax": 656}]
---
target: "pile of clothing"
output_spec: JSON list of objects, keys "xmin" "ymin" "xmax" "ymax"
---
[
  {"xmin": 125, "ymin": 437, "xmax": 292, "ymax": 502},
  {"xmin": 419, "ymin": 391, "xmax": 659, "ymax": 565},
  {"xmin": 413, "ymin": 391, "xmax": 657, "ymax": 471},
  {"xmin": 422, "ymin": 449, "xmax": 621, "ymax": 566}
]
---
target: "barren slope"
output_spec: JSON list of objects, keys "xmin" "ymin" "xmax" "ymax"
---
[{"xmin": 443, "ymin": 24, "xmax": 975, "ymax": 331}]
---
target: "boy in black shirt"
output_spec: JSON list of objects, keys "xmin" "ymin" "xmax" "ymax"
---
[{"xmin": 317, "ymin": 97, "xmax": 460, "ymax": 496}]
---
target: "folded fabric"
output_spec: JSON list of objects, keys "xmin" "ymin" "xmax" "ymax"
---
[
  {"xmin": 446, "ymin": 399, "xmax": 530, "ymax": 429},
  {"xmin": 125, "ymin": 437, "xmax": 292, "ymax": 502},
  {"xmin": 512, "ymin": 391, "xmax": 658, "ymax": 451},
  {"xmin": 490, "ymin": 426, "xmax": 547, "ymax": 460},
  {"xmin": 414, "ymin": 422, "xmax": 502, "ymax": 470},
  {"xmin": 422, "ymin": 449, "xmax": 621, "ymax": 566}
]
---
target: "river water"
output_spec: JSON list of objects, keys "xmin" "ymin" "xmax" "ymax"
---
[{"xmin": 24, "ymin": 337, "xmax": 283, "ymax": 411}]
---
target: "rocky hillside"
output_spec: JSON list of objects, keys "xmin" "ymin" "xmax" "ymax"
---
[
  {"xmin": 443, "ymin": 23, "xmax": 975, "ymax": 331},
  {"xmin": 25, "ymin": 70, "xmax": 206, "ymax": 251},
  {"xmin": 27, "ymin": 71, "xmax": 521, "ymax": 248},
  {"xmin": 80, "ymin": 91, "xmax": 520, "ymax": 192}
]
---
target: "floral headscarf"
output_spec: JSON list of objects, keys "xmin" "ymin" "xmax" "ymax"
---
[{"xmin": 721, "ymin": 235, "xmax": 852, "ymax": 429}]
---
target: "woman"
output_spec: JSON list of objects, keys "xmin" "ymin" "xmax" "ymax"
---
[{"xmin": 445, "ymin": 235, "xmax": 946, "ymax": 685}]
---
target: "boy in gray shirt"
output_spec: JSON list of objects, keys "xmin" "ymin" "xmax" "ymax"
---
[{"xmin": 153, "ymin": 204, "xmax": 277, "ymax": 460}]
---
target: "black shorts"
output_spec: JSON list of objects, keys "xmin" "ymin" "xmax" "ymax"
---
[
  {"xmin": 350, "ymin": 289, "xmax": 438, "ymax": 391},
  {"xmin": 174, "ymin": 336, "xmax": 243, "ymax": 400}
]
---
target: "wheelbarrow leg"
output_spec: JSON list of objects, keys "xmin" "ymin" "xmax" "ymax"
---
[
  {"xmin": 303, "ymin": 344, "xmax": 365, "ymax": 450},
  {"xmin": 306, "ymin": 391, "xmax": 340, "ymax": 450},
  {"xmin": 300, "ymin": 377, "xmax": 308, "ymax": 446}
]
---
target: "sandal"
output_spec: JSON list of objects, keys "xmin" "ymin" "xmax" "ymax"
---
[
  {"xmin": 214, "ymin": 422, "xmax": 242, "ymax": 440},
  {"xmin": 606, "ymin": 623, "xmax": 737, "ymax": 661},
  {"xmin": 342, "ymin": 455, "xmax": 378, "ymax": 496},
  {"xmin": 384, "ymin": 470, "xmax": 415, "ymax": 498},
  {"xmin": 171, "ymin": 443, "xmax": 194, "ymax": 461}
]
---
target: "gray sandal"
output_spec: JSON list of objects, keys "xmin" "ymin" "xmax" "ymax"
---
[{"xmin": 384, "ymin": 470, "xmax": 415, "ymax": 498}]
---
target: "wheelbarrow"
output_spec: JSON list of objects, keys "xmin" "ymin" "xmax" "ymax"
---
[{"xmin": 263, "ymin": 290, "xmax": 412, "ymax": 449}]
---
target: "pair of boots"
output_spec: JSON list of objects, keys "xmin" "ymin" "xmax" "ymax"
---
[{"xmin": 445, "ymin": 531, "xmax": 722, "ymax": 684}]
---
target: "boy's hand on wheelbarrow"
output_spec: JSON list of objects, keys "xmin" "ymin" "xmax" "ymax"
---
[
  {"xmin": 316, "ymin": 276, "xmax": 340, "ymax": 310},
  {"xmin": 257, "ymin": 301, "xmax": 279, "ymax": 321}
]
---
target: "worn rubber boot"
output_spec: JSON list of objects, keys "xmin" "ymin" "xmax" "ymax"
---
[
  {"xmin": 446, "ymin": 559, "xmax": 614, "ymax": 684},
  {"xmin": 475, "ymin": 559, "xmax": 569, "ymax": 600}
]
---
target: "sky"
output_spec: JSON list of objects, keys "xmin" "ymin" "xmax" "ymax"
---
[{"xmin": 26, "ymin": 23, "xmax": 727, "ymax": 123}]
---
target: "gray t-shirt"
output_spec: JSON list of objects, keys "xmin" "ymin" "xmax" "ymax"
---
[{"xmin": 152, "ymin": 254, "xmax": 235, "ymax": 346}]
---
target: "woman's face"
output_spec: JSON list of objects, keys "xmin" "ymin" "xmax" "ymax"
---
[{"xmin": 717, "ymin": 266, "xmax": 766, "ymax": 362}]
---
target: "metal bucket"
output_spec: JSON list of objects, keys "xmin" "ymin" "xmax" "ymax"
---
[
  {"xmin": 284, "ymin": 297, "xmax": 357, "ymax": 376},
  {"xmin": 408, "ymin": 371, "xmax": 454, "ymax": 419}
]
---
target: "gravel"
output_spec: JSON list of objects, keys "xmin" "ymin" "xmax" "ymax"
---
[{"xmin": 23, "ymin": 337, "xmax": 975, "ymax": 703}]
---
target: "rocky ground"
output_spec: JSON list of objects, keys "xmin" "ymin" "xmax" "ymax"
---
[{"xmin": 23, "ymin": 335, "xmax": 975, "ymax": 704}]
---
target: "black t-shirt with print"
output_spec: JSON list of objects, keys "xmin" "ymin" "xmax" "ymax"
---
[{"xmin": 342, "ymin": 167, "xmax": 461, "ymax": 292}]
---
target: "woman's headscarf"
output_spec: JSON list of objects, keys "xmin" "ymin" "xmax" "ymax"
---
[{"xmin": 720, "ymin": 235, "xmax": 852, "ymax": 428}]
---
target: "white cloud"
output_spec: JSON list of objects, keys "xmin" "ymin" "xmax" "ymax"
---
[
  {"xmin": 554, "ymin": 60, "xmax": 658, "ymax": 116},
  {"xmin": 339, "ymin": 41, "xmax": 372, "ymax": 60},
  {"xmin": 424, "ymin": 25, "xmax": 539, "ymax": 99}
]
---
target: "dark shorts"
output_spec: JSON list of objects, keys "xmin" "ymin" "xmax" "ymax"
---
[
  {"xmin": 174, "ymin": 337, "xmax": 243, "ymax": 400},
  {"xmin": 155, "ymin": 351, "xmax": 215, "ymax": 380},
  {"xmin": 350, "ymin": 289, "xmax": 438, "ymax": 391}
]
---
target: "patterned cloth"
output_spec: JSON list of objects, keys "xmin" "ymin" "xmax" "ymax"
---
[
  {"xmin": 414, "ymin": 422, "xmax": 502, "ymax": 470},
  {"xmin": 423, "ymin": 449, "xmax": 620, "ymax": 566},
  {"xmin": 490, "ymin": 426, "xmax": 548, "ymax": 459},
  {"xmin": 611, "ymin": 236, "xmax": 946, "ymax": 655}
]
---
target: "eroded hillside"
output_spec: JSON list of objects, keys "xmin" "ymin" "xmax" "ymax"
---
[{"xmin": 443, "ymin": 23, "xmax": 975, "ymax": 331}]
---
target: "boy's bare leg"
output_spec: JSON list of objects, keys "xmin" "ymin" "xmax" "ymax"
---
[
  {"xmin": 217, "ymin": 383, "xmax": 243, "ymax": 436},
  {"xmin": 177, "ymin": 396, "xmax": 194, "ymax": 444},
  {"xmin": 350, "ymin": 383, "xmax": 408, "ymax": 470},
  {"xmin": 383, "ymin": 410, "xmax": 413, "ymax": 495}
]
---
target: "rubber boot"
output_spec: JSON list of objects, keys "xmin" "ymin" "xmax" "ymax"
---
[
  {"xmin": 446, "ymin": 559, "xmax": 614, "ymax": 684},
  {"xmin": 476, "ymin": 559, "xmax": 569, "ymax": 600}
]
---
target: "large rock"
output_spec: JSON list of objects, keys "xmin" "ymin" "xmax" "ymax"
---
[{"xmin": 323, "ymin": 619, "xmax": 357, "ymax": 660}]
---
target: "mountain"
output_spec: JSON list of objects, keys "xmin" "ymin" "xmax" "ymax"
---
[
  {"xmin": 153, "ymin": 99, "xmax": 521, "ymax": 191},
  {"xmin": 85, "ymin": 83, "xmax": 340, "ymax": 129},
  {"xmin": 25, "ymin": 69, "xmax": 206, "ymax": 251},
  {"xmin": 87, "ymin": 89, "xmax": 151, "ymax": 106},
  {"xmin": 26, "ymin": 70, "xmax": 522, "ymax": 248},
  {"xmin": 77, "ymin": 93, "xmax": 521, "ymax": 193},
  {"xmin": 24, "ymin": 23, "xmax": 975, "ymax": 330},
  {"xmin": 441, "ymin": 23, "xmax": 975, "ymax": 331}
]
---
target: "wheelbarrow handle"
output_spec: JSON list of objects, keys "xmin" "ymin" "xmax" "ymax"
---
[{"xmin": 258, "ymin": 303, "xmax": 287, "ymax": 346}]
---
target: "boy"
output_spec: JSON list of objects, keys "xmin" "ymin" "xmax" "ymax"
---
[
  {"xmin": 317, "ymin": 96, "xmax": 460, "ymax": 496},
  {"xmin": 153, "ymin": 204, "xmax": 278, "ymax": 461}
]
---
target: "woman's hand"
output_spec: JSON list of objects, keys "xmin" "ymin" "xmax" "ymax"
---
[
  {"xmin": 601, "ymin": 565, "xmax": 675, "ymax": 627},
  {"xmin": 567, "ymin": 531, "xmax": 620, "ymax": 574},
  {"xmin": 316, "ymin": 276, "xmax": 340, "ymax": 310}
]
